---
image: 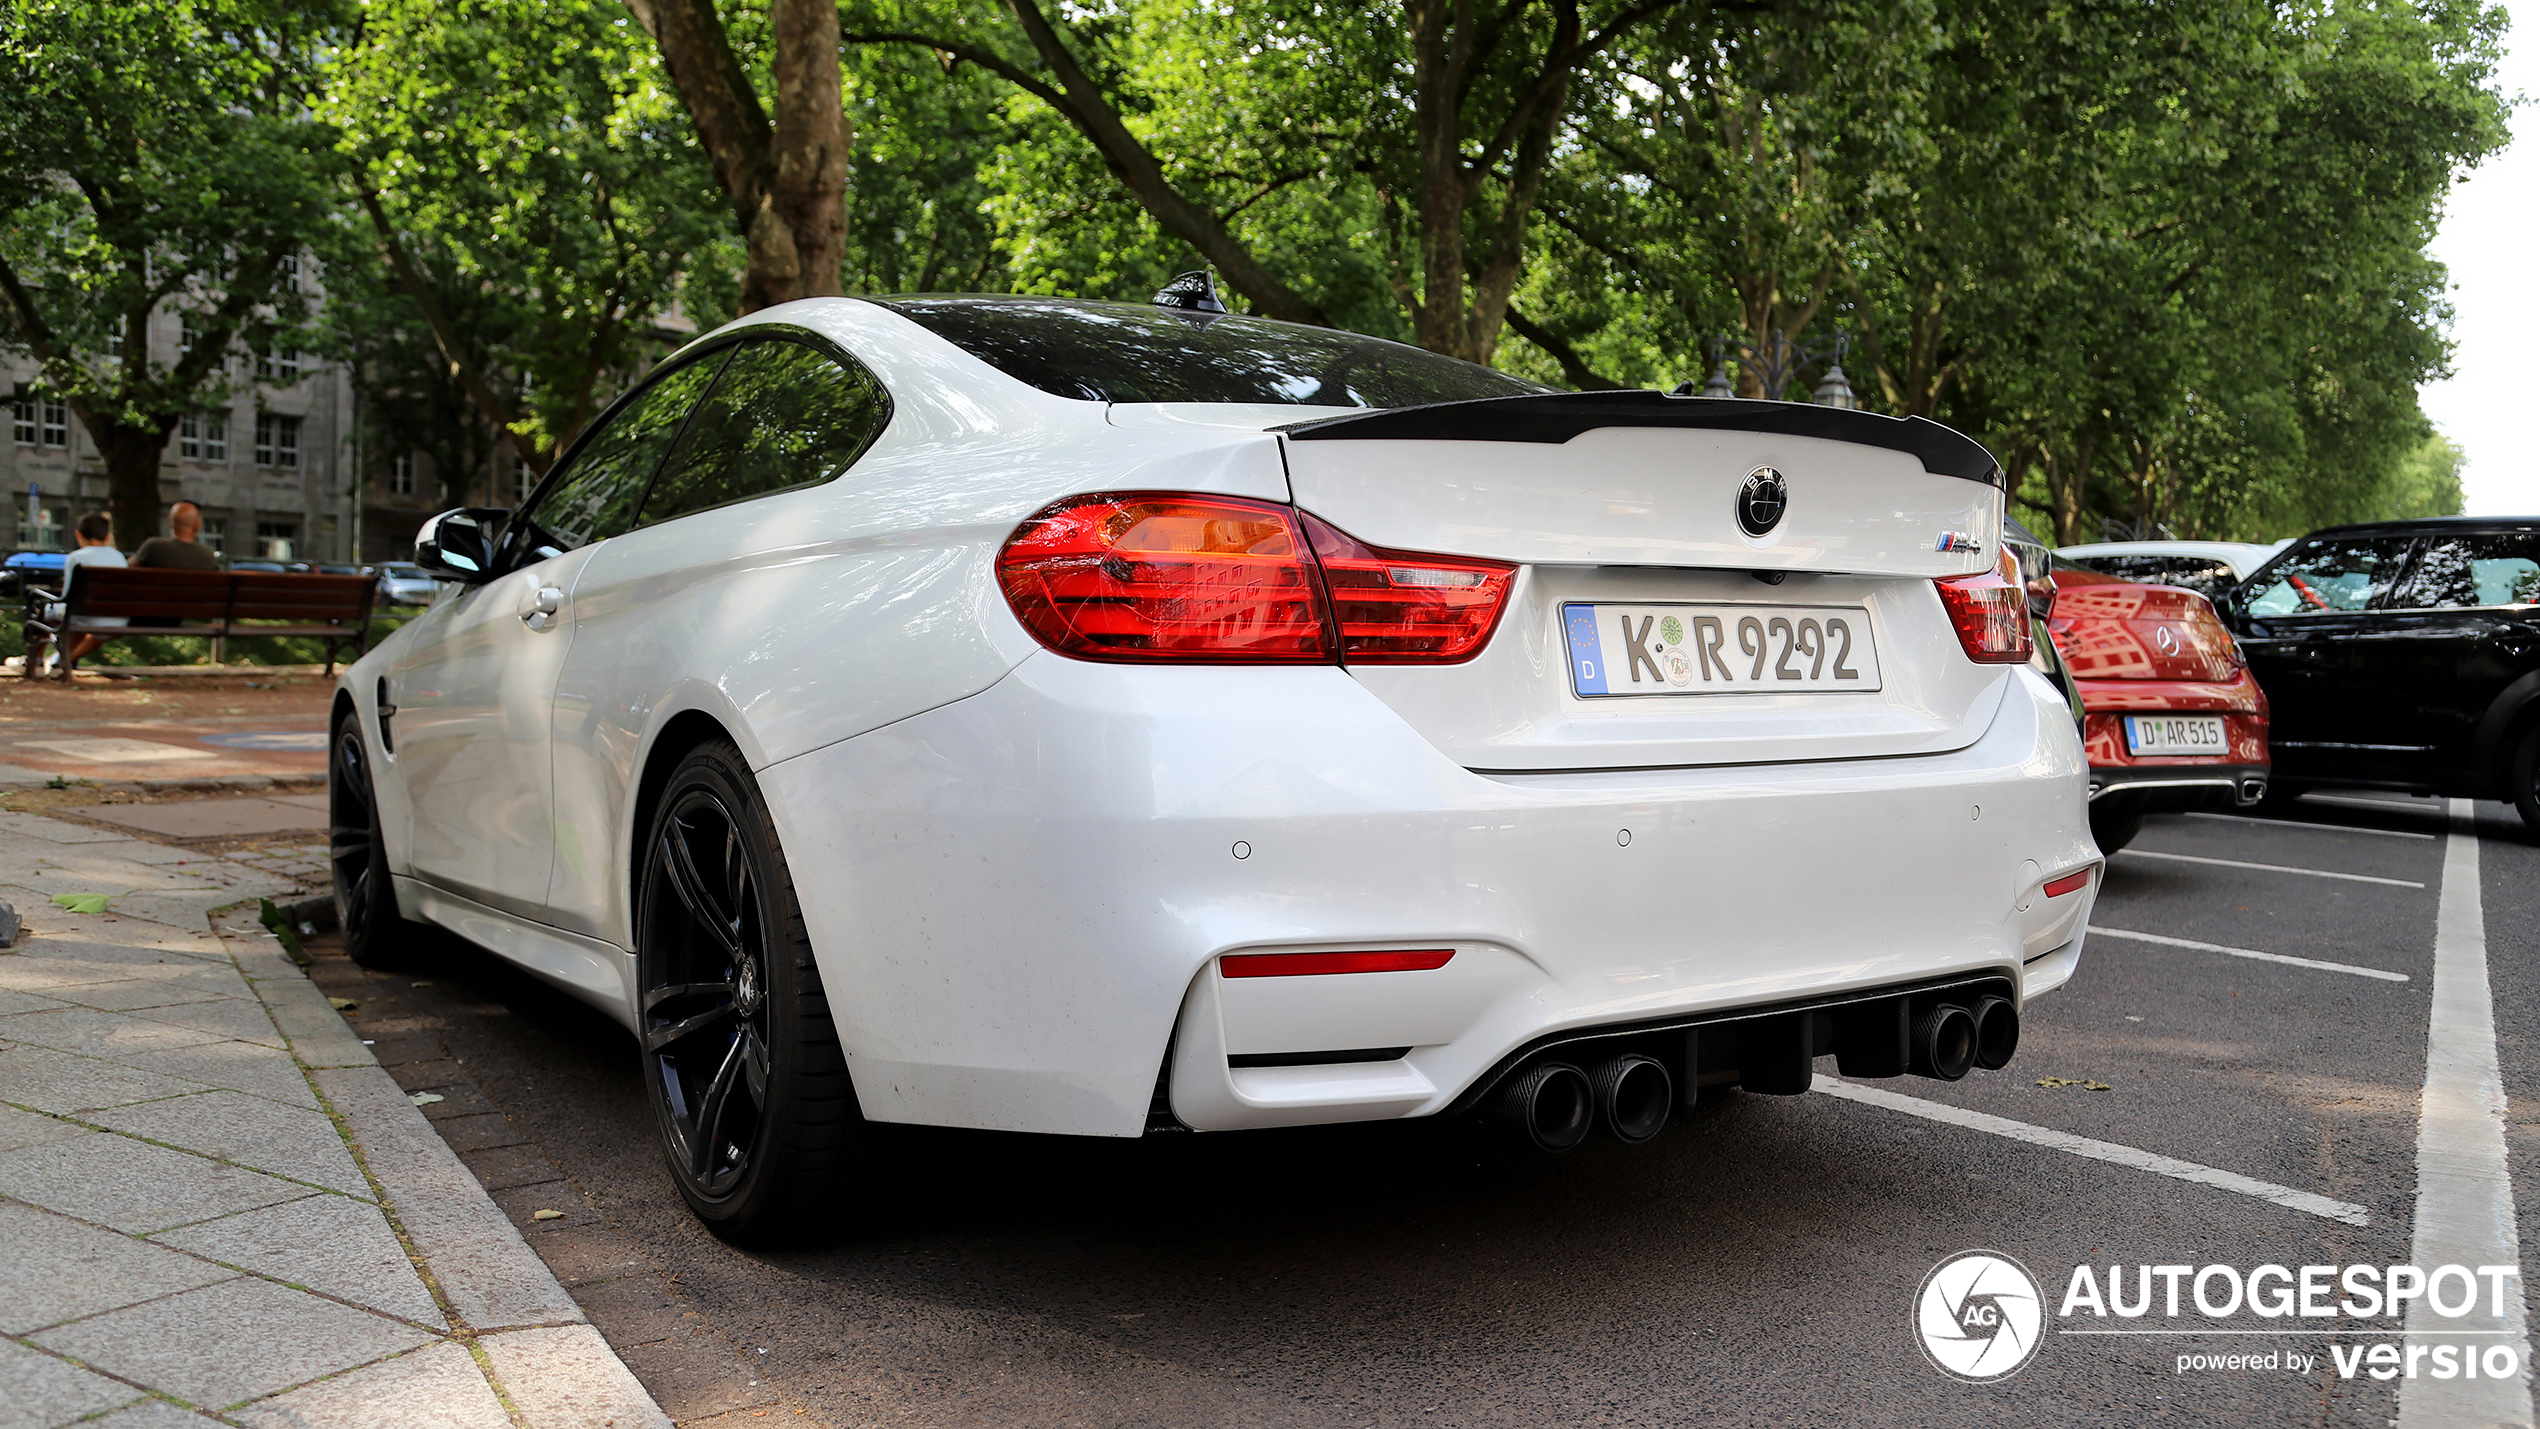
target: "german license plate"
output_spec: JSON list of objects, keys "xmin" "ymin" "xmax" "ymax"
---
[
  {"xmin": 2124, "ymin": 714, "xmax": 2227, "ymax": 755},
  {"xmin": 1561, "ymin": 603, "xmax": 1882, "ymax": 696}
]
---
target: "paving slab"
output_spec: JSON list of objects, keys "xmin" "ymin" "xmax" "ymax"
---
[
  {"xmin": 87, "ymin": 1090, "xmax": 369, "ymax": 1197},
  {"xmin": 154, "ymin": 1193, "xmax": 443, "ymax": 1328},
  {"xmin": 313, "ymin": 1067, "xmax": 585, "ymax": 1331},
  {"xmin": 40, "ymin": 978, "xmax": 241, "ymax": 1013},
  {"xmin": 116, "ymin": 1039, "xmax": 317, "ymax": 1108},
  {"xmin": 0, "ymin": 1129, "xmax": 314, "ymax": 1232},
  {"xmin": 11, "ymin": 738, "xmax": 222, "ymax": 765},
  {"xmin": 0, "ymin": 986, "xmax": 69, "ymax": 1014},
  {"xmin": 0, "ymin": 810, "xmax": 141, "ymax": 843},
  {"xmin": 73, "ymin": 799, "xmax": 330, "ymax": 840},
  {"xmin": 125, "ymin": 997, "xmax": 289, "ymax": 1050},
  {"xmin": 481, "ymin": 1325, "xmax": 676, "ymax": 1429},
  {"xmin": 0, "ymin": 1043, "xmax": 207, "ymax": 1114},
  {"xmin": 31, "ymin": 1277, "xmax": 433, "ymax": 1412},
  {"xmin": 0, "ymin": 1336, "xmax": 145, "ymax": 1429},
  {"xmin": 0, "ymin": 1005, "xmax": 230, "ymax": 1058},
  {"xmin": 0, "ymin": 1102, "xmax": 88, "ymax": 1153},
  {"xmin": 230, "ymin": 1342, "xmax": 511, "ymax": 1429},
  {"xmin": 84, "ymin": 1402, "xmax": 228, "ymax": 1428},
  {"xmin": 0, "ymin": 1199, "xmax": 237, "ymax": 1335}
]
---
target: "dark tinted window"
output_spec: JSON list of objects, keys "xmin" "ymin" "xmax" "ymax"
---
[
  {"xmin": 512, "ymin": 353, "xmax": 728, "ymax": 560},
  {"xmin": 639, "ymin": 338, "xmax": 890, "ymax": 528},
  {"xmin": 2390, "ymin": 533, "xmax": 2540, "ymax": 609},
  {"xmin": 2068, "ymin": 554, "xmax": 2239, "ymax": 601},
  {"xmin": 2244, "ymin": 537, "xmax": 2412, "ymax": 616},
  {"xmin": 876, "ymin": 297, "xmax": 1548, "ymax": 408}
]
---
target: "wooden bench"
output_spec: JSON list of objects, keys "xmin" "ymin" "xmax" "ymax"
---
[{"xmin": 24, "ymin": 566, "xmax": 377, "ymax": 678}]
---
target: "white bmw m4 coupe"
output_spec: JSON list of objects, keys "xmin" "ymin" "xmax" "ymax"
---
[{"xmin": 333, "ymin": 285, "xmax": 2099, "ymax": 1239}]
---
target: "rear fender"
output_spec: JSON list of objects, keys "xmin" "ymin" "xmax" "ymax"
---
[{"xmin": 2472, "ymin": 670, "xmax": 2540, "ymax": 788}]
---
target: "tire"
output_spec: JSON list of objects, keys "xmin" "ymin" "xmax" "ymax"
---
[
  {"xmin": 635, "ymin": 741, "xmax": 879, "ymax": 1243},
  {"xmin": 2088, "ymin": 798, "xmax": 2145, "ymax": 855},
  {"xmin": 2511, "ymin": 726, "xmax": 2540, "ymax": 839},
  {"xmin": 331, "ymin": 718, "xmax": 429, "ymax": 969}
]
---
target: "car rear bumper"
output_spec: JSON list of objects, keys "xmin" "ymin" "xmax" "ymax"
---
[{"xmin": 760, "ymin": 656, "xmax": 2097, "ymax": 1138}]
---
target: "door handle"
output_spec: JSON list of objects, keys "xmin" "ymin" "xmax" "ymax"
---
[{"xmin": 521, "ymin": 585, "xmax": 565, "ymax": 633}]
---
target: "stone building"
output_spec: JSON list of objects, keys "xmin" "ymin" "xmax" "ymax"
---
[{"xmin": 3, "ymin": 261, "xmax": 360, "ymax": 561}]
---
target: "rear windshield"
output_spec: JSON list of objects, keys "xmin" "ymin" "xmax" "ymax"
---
[{"xmin": 874, "ymin": 297, "xmax": 1549, "ymax": 408}]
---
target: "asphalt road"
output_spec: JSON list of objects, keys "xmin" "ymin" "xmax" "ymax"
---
[{"xmin": 309, "ymin": 792, "xmax": 2540, "ymax": 1428}]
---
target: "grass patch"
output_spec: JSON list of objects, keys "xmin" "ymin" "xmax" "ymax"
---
[{"xmin": 2, "ymin": 602, "xmax": 420, "ymax": 667}]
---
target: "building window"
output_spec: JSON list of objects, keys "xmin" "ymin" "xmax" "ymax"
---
[
  {"xmin": 256, "ymin": 521, "xmax": 297, "ymax": 561},
  {"xmin": 178, "ymin": 411, "xmax": 228, "ymax": 461},
  {"xmin": 199, "ymin": 517, "xmax": 226, "ymax": 555},
  {"xmin": 40, "ymin": 397, "xmax": 67, "ymax": 448},
  {"xmin": 255, "ymin": 413, "xmax": 300, "ymax": 468},
  {"xmin": 514, "ymin": 457, "xmax": 534, "ymax": 506},
  {"xmin": 255, "ymin": 349, "xmax": 300, "ymax": 382},
  {"xmin": 388, "ymin": 452, "xmax": 416, "ymax": 496},
  {"xmin": 10, "ymin": 393, "xmax": 30, "ymax": 446},
  {"xmin": 279, "ymin": 252, "xmax": 301, "ymax": 291}
]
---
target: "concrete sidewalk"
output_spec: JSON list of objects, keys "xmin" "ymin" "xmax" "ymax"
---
[{"xmin": 0, "ymin": 808, "xmax": 671, "ymax": 1427}]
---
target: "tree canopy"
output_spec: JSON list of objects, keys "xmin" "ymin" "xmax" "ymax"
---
[{"xmin": 1, "ymin": 0, "xmax": 2504, "ymax": 543}]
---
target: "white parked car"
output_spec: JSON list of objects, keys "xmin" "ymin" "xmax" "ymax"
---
[
  {"xmin": 2053, "ymin": 539, "xmax": 2287, "ymax": 602},
  {"xmin": 332, "ymin": 288, "xmax": 2099, "ymax": 1239}
]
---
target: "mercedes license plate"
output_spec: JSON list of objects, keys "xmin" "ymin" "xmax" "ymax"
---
[
  {"xmin": 1561, "ymin": 603, "xmax": 1882, "ymax": 697},
  {"xmin": 2124, "ymin": 714, "xmax": 2228, "ymax": 756}
]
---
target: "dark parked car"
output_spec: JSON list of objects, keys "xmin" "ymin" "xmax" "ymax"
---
[{"xmin": 2218, "ymin": 517, "xmax": 2540, "ymax": 832}]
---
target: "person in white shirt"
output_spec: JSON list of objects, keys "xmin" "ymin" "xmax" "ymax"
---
[{"xmin": 48, "ymin": 513, "xmax": 128, "ymax": 667}]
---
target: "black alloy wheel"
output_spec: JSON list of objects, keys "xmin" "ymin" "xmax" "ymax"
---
[
  {"xmin": 2511, "ymin": 726, "xmax": 2540, "ymax": 837},
  {"xmin": 2086, "ymin": 797, "xmax": 2145, "ymax": 855},
  {"xmin": 331, "ymin": 718, "xmax": 424, "ymax": 968},
  {"xmin": 636, "ymin": 742, "xmax": 872, "ymax": 1241}
]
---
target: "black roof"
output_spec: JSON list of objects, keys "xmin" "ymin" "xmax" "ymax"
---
[{"xmin": 2295, "ymin": 516, "xmax": 2540, "ymax": 538}]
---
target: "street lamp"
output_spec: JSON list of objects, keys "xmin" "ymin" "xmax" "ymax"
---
[{"xmin": 1680, "ymin": 329, "xmax": 1856, "ymax": 405}]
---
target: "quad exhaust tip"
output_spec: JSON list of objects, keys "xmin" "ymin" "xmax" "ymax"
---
[
  {"xmin": 1593, "ymin": 1053, "xmax": 1674, "ymax": 1144},
  {"xmin": 1502, "ymin": 1061, "xmax": 1594, "ymax": 1152},
  {"xmin": 1973, "ymin": 995, "xmax": 2019, "ymax": 1071}
]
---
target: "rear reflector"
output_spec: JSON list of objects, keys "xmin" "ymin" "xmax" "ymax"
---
[
  {"xmin": 1300, "ymin": 513, "xmax": 1514, "ymax": 664},
  {"xmin": 1219, "ymin": 949, "xmax": 1457, "ymax": 978},
  {"xmin": 1934, "ymin": 548, "xmax": 2035, "ymax": 663},
  {"xmin": 998, "ymin": 493, "xmax": 1515, "ymax": 665},
  {"xmin": 2043, "ymin": 868, "xmax": 2092, "ymax": 898}
]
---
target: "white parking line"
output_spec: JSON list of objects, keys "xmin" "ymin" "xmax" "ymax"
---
[
  {"xmin": 2184, "ymin": 811, "xmax": 2435, "ymax": 841},
  {"xmin": 2090, "ymin": 926, "xmax": 2411, "ymax": 982},
  {"xmin": 2120, "ymin": 849, "xmax": 2426, "ymax": 888},
  {"xmin": 2399, "ymin": 801, "xmax": 2532, "ymax": 1428},
  {"xmin": 1812, "ymin": 1075, "xmax": 2370, "ymax": 1226},
  {"xmin": 2304, "ymin": 793, "xmax": 2447, "ymax": 815}
]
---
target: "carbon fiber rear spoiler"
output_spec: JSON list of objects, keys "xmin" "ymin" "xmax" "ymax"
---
[{"xmin": 1278, "ymin": 391, "xmax": 2004, "ymax": 489}]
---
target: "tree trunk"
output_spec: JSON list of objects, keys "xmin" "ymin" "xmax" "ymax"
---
[
  {"xmin": 630, "ymin": 0, "xmax": 850, "ymax": 311},
  {"xmin": 92, "ymin": 414, "xmax": 175, "ymax": 555}
]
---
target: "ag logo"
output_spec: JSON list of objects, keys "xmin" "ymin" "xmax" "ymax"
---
[
  {"xmin": 1915, "ymin": 1250, "xmax": 2044, "ymax": 1383},
  {"xmin": 1736, "ymin": 466, "xmax": 1787, "ymax": 537}
]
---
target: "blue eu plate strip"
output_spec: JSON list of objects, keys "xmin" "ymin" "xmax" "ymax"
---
[{"xmin": 1562, "ymin": 603, "xmax": 1608, "ymax": 694}]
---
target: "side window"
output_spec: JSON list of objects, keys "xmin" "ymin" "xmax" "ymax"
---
[
  {"xmin": 2242, "ymin": 538, "xmax": 2412, "ymax": 617},
  {"xmin": 510, "ymin": 352, "xmax": 730, "ymax": 562},
  {"xmin": 638, "ymin": 338, "xmax": 889, "ymax": 529},
  {"xmin": 2390, "ymin": 534, "xmax": 2540, "ymax": 610}
]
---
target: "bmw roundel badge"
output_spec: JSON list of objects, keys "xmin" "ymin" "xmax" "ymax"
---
[{"xmin": 1736, "ymin": 466, "xmax": 1788, "ymax": 537}]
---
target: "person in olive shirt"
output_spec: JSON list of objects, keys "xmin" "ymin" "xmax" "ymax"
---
[
  {"xmin": 130, "ymin": 501, "xmax": 223, "ymax": 572},
  {"xmin": 125, "ymin": 500, "xmax": 223, "ymax": 631}
]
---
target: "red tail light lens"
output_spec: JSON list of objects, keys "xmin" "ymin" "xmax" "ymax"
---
[
  {"xmin": 996, "ymin": 493, "xmax": 1329, "ymax": 662},
  {"xmin": 1220, "ymin": 949, "xmax": 1457, "ymax": 977},
  {"xmin": 1300, "ymin": 513, "xmax": 1514, "ymax": 664},
  {"xmin": 1934, "ymin": 549, "xmax": 2035, "ymax": 663},
  {"xmin": 2043, "ymin": 868, "xmax": 2092, "ymax": 898},
  {"xmin": 997, "ymin": 493, "xmax": 1515, "ymax": 666}
]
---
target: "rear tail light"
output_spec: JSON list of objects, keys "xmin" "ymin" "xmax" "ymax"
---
[
  {"xmin": 996, "ymin": 494, "xmax": 1328, "ymax": 662},
  {"xmin": 1299, "ymin": 513, "xmax": 1513, "ymax": 663},
  {"xmin": 997, "ymin": 492, "xmax": 1513, "ymax": 665},
  {"xmin": 1934, "ymin": 548, "xmax": 2035, "ymax": 663}
]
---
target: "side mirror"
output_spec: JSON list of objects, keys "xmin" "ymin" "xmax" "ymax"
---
[{"xmin": 413, "ymin": 507, "xmax": 510, "ymax": 584}]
